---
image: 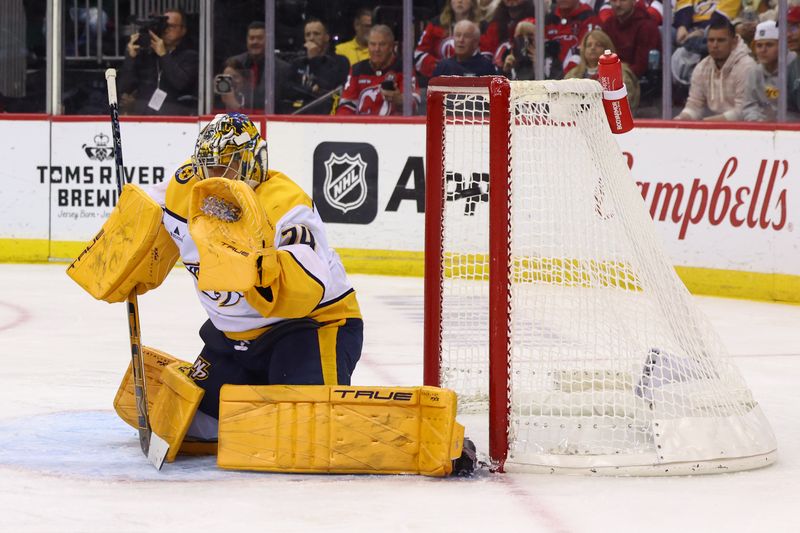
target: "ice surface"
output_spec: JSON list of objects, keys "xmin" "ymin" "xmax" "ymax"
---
[{"xmin": 0, "ymin": 264, "xmax": 798, "ymax": 532}]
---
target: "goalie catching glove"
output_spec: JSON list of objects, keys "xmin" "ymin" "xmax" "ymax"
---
[{"xmin": 189, "ymin": 178, "xmax": 279, "ymax": 292}]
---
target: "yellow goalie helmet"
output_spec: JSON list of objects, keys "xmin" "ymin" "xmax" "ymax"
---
[{"xmin": 193, "ymin": 112, "xmax": 268, "ymax": 185}]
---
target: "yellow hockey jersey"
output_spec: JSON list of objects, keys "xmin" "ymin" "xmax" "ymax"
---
[
  {"xmin": 674, "ymin": 0, "xmax": 741, "ymax": 26},
  {"xmin": 148, "ymin": 162, "xmax": 361, "ymax": 339}
]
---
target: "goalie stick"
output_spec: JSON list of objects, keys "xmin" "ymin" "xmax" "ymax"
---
[{"xmin": 105, "ymin": 68, "xmax": 169, "ymax": 470}]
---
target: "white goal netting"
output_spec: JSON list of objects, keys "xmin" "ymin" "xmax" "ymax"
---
[{"xmin": 433, "ymin": 79, "xmax": 776, "ymax": 474}]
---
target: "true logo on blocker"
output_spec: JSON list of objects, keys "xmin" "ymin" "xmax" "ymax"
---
[{"xmin": 313, "ymin": 142, "xmax": 378, "ymax": 224}]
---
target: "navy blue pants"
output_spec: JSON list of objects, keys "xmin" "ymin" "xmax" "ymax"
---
[{"xmin": 190, "ymin": 318, "xmax": 363, "ymax": 418}]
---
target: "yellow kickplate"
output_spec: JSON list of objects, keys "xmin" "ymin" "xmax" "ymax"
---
[
  {"xmin": 149, "ymin": 362, "xmax": 205, "ymax": 463},
  {"xmin": 217, "ymin": 385, "xmax": 463, "ymax": 477},
  {"xmin": 113, "ymin": 346, "xmax": 188, "ymax": 429}
]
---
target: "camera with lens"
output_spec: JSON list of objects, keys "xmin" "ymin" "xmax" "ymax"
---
[
  {"xmin": 214, "ymin": 74, "xmax": 234, "ymax": 95},
  {"xmin": 135, "ymin": 16, "xmax": 169, "ymax": 49},
  {"xmin": 380, "ymin": 77, "xmax": 396, "ymax": 91},
  {"xmin": 513, "ymin": 35, "xmax": 534, "ymax": 62}
]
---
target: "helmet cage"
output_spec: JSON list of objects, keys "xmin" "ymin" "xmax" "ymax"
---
[{"xmin": 194, "ymin": 142, "xmax": 255, "ymax": 182}]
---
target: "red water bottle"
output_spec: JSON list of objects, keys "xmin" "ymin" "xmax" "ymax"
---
[{"xmin": 597, "ymin": 50, "xmax": 634, "ymax": 134}]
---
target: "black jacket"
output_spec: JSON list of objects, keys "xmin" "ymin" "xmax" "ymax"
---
[
  {"xmin": 289, "ymin": 52, "xmax": 350, "ymax": 102},
  {"xmin": 227, "ymin": 51, "xmax": 292, "ymax": 112},
  {"xmin": 432, "ymin": 53, "xmax": 498, "ymax": 77},
  {"xmin": 118, "ymin": 40, "xmax": 199, "ymax": 115}
]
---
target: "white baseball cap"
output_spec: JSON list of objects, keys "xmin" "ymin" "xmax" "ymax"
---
[{"xmin": 754, "ymin": 20, "xmax": 779, "ymax": 42}]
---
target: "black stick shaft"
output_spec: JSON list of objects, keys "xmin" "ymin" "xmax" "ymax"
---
[{"xmin": 105, "ymin": 68, "xmax": 152, "ymax": 456}]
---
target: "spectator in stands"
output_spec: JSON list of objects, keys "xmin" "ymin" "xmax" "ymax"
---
[
  {"xmin": 432, "ymin": 20, "xmax": 498, "ymax": 76},
  {"xmin": 500, "ymin": 19, "xmax": 563, "ymax": 79},
  {"xmin": 118, "ymin": 9, "xmax": 198, "ymax": 115},
  {"xmin": 742, "ymin": 20, "xmax": 784, "ymax": 121},
  {"xmin": 336, "ymin": 8, "xmax": 373, "ymax": 67},
  {"xmin": 787, "ymin": 6, "xmax": 800, "ymax": 115},
  {"xmin": 481, "ymin": 0, "xmax": 501, "ymax": 18},
  {"xmin": 732, "ymin": 7, "xmax": 759, "ymax": 51},
  {"xmin": 675, "ymin": 18, "xmax": 756, "ymax": 121},
  {"xmin": 601, "ymin": 0, "xmax": 661, "ymax": 78},
  {"xmin": 415, "ymin": 0, "xmax": 489, "ymax": 82},
  {"xmin": 337, "ymin": 25, "xmax": 420, "ymax": 115},
  {"xmin": 484, "ymin": 0, "xmax": 537, "ymax": 65},
  {"xmin": 216, "ymin": 58, "xmax": 256, "ymax": 115},
  {"xmin": 564, "ymin": 29, "xmax": 640, "ymax": 110},
  {"xmin": 674, "ymin": 0, "xmax": 741, "ymax": 47},
  {"xmin": 287, "ymin": 19, "xmax": 350, "ymax": 112},
  {"xmin": 545, "ymin": 0, "xmax": 601, "ymax": 75},
  {"xmin": 597, "ymin": 0, "xmax": 664, "ymax": 25},
  {"xmin": 224, "ymin": 21, "xmax": 291, "ymax": 113}
]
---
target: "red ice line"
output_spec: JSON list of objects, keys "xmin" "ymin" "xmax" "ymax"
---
[
  {"xmin": 500, "ymin": 475, "xmax": 572, "ymax": 533},
  {"xmin": 0, "ymin": 301, "xmax": 31, "ymax": 332}
]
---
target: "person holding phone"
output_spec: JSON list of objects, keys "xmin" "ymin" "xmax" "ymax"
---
[{"xmin": 337, "ymin": 25, "xmax": 420, "ymax": 115}]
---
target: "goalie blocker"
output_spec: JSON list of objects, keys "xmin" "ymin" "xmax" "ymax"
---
[{"xmin": 114, "ymin": 351, "xmax": 473, "ymax": 476}]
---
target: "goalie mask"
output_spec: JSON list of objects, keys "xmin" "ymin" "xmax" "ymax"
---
[{"xmin": 193, "ymin": 113, "xmax": 268, "ymax": 185}]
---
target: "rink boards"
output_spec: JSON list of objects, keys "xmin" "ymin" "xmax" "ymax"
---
[{"xmin": 0, "ymin": 116, "xmax": 798, "ymax": 302}]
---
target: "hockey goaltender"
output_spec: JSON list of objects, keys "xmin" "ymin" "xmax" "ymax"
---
[{"xmin": 68, "ymin": 112, "xmax": 475, "ymax": 476}]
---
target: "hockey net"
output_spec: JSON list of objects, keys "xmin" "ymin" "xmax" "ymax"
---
[{"xmin": 423, "ymin": 77, "xmax": 776, "ymax": 474}]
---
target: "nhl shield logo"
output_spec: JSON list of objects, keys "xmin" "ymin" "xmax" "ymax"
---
[
  {"xmin": 313, "ymin": 142, "xmax": 378, "ymax": 224},
  {"xmin": 323, "ymin": 153, "xmax": 368, "ymax": 213}
]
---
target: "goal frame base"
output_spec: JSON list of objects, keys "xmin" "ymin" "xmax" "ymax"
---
[{"xmin": 503, "ymin": 450, "xmax": 777, "ymax": 476}]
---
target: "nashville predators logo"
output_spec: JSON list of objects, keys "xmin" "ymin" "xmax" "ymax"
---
[
  {"xmin": 323, "ymin": 152, "xmax": 368, "ymax": 213},
  {"xmin": 189, "ymin": 357, "xmax": 211, "ymax": 381},
  {"xmin": 175, "ymin": 163, "xmax": 196, "ymax": 184}
]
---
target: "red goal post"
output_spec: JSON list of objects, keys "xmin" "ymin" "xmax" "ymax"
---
[{"xmin": 424, "ymin": 76, "xmax": 512, "ymax": 467}]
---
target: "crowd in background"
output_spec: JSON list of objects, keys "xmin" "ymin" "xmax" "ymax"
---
[{"xmin": 2, "ymin": 0, "xmax": 799, "ymax": 121}]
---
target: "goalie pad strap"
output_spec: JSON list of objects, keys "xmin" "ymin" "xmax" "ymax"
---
[
  {"xmin": 67, "ymin": 184, "xmax": 179, "ymax": 303},
  {"xmin": 217, "ymin": 385, "xmax": 464, "ymax": 477}
]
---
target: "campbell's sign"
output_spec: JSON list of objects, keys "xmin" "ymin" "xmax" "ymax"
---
[{"xmin": 626, "ymin": 153, "xmax": 790, "ymax": 240}]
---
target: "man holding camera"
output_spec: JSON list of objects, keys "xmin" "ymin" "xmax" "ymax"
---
[
  {"xmin": 337, "ymin": 25, "xmax": 419, "ymax": 115},
  {"xmin": 500, "ymin": 19, "xmax": 562, "ymax": 80},
  {"xmin": 431, "ymin": 21, "xmax": 496, "ymax": 77},
  {"xmin": 119, "ymin": 9, "xmax": 198, "ymax": 115}
]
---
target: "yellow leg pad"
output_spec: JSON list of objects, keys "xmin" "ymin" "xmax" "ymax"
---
[
  {"xmin": 217, "ymin": 385, "xmax": 464, "ymax": 477},
  {"xmin": 113, "ymin": 346, "xmax": 188, "ymax": 429},
  {"xmin": 149, "ymin": 362, "xmax": 205, "ymax": 463}
]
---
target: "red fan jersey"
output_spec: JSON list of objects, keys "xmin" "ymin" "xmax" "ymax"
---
[
  {"xmin": 545, "ymin": 4, "xmax": 601, "ymax": 73},
  {"xmin": 337, "ymin": 57, "xmax": 420, "ymax": 116}
]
